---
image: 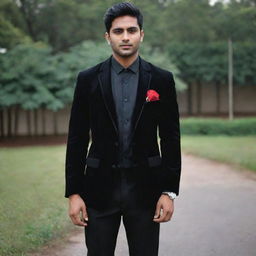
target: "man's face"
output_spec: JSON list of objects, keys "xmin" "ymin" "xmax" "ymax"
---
[{"xmin": 105, "ymin": 15, "xmax": 144, "ymax": 58}]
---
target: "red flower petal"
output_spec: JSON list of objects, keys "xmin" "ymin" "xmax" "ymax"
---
[{"xmin": 146, "ymin": 90, "xmax": 159, "ymax": 102}]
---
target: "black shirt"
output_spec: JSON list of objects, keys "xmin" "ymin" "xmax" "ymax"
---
[{"xmin": 111, "ymin": 55, "xmax": 139, "ymax": 168}]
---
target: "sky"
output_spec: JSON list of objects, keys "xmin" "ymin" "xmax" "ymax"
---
[{"xmin": 209, "ymin": 0, "xmax": 230, "ymax": 5}]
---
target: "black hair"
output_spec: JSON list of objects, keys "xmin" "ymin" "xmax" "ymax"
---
[{"xmin": 104, "ymin": 2, "xmax": 143, "ymax": 33}]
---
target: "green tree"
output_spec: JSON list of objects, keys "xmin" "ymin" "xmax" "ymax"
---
[
  {"xmin": 0, "ymin": 15, "xmax": 30, "ymax": 49},
  {"xmin": 140, "ymin": 43, "xmax": 187, "ymax": 91},
  {"xmin": 0, "ymin": 43, "xmax": 62, "ymax": 136},
  {"xmin": 213, "ymin": 0, "xmax": 256, "ymax": 42}
]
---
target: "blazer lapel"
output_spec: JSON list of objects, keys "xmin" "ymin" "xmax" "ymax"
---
[
  {"xmin": 131, "ymin": 56, "xmax": 152, "ymax": 134},
  {"xmin": 98, "ymin": 56, "xmax": 118, "ymax": 134},
  {"xmin": 97, "ymin": 55, "xmax": 152, "ymax": 136}
]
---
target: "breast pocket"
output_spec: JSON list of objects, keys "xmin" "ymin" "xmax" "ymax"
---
[{"xmin": 143, "ymin": 100, "xmax": 161, "ymax": 121}]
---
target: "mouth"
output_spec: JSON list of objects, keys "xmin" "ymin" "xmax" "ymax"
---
[{"xmin": 120, "ymin": 45, "xmax": 132, "ymax": 48}]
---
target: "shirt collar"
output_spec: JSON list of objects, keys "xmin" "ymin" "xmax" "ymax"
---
[{"xmin": 111, "ymin": 55, "xmax": 139, "ymax": 74}]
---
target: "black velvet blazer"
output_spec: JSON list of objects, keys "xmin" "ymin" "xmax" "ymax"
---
[{"xmin": 65, "ymin": 55, "xmax": 181, "ymax": 209}]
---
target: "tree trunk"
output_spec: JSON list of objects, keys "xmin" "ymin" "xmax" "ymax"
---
[
  {"xmin": 53, "ymin": 111, "xmax": 58, "ymax": 136},
  {"xmin": 0, "ymin": 108, "xmax": 4, "ymax": 139},
  {"xmin": 42, "ymin": 108, "xmax": 46, "ymax": 136},
  {"xmin": 7, "ymin": 107, "xmax": 12, "ymax": 137},
  {"xmin": 34, "ymin": 109, "xmax": 38, "ymax": 136},
  {"xmin": 26, "ymin": 110, "xmax": 32, "ymax": 136},
  {"xmin": 187, "ymin": 83, "xmax": 192, "ymax": 115},
  {"xmin": 19, "ymin": 0, "xmax": 38, "ymax": 41},
  {"xmin": 196, "ymin": 82, "xmax": 202, "ymax": 115},
  {"xmin": 14, "ymin": 105, "xmax": 20, "ymax": 136},
  {"xmin": 228, "ymin": 38, "xmax": 234, "ymax": 120},
  {"xmin": 215, "ymin": 83, "xmax": 221, "ymax": 115}
]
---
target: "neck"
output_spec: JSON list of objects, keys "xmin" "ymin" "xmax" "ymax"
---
[{"xmin": 112, "ymin": 52, "xmax": 139, "ymax": 68}]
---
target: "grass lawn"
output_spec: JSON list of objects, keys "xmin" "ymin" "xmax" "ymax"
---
[
  {"xmin": 0, "ymin": 145, "xmax": 73, "ymax": 256},
  {"xmin": 181, "ymin": 135, "xmax": 256, "ymax": 172}
]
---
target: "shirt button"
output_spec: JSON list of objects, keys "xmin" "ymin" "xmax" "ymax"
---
[{"xmin": 124, "ymin": 98, "xmax": 128, "ymax": 102}]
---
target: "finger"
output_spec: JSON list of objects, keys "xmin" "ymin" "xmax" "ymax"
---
[
  {"xmin": 74, "ymin": 214, "xmax": 88, "ymax": 226},
  {"xmin": 82, "ymin": 205, "xmax": 88, "ymax": 222},
  {"xmin": 163, "ymin": 211, "xmax": 172, "ymax": 222},
  {"xmin": 153, "ymin": 203, "xmax": 161, "ymax": 219},
  {"xmin": 163, "ymin": 207, "xmax": 174, "ymax": 222},
  {"xmin": 166, "ymin": 205, "xmax": 174, "ymax": 221},
  {"xmin": 153, "ymin": 209, "xmax": 168, "ymax": 223},
  {"xmin": 70, "ymin": 213, "xmax": 87, "ymax": 226}
]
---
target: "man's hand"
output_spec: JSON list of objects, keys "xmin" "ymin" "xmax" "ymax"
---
[
  {"xmin": 68, "ymin": 194, "xmax": 88, "ymax": 227},
  {"xmin": 153, "ymin": 194, "xmax": 174, "ymax": 223}
]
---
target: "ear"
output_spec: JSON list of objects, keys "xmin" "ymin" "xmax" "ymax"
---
[
  {"xmin": 140, "ymin": 29, "xmax": 144, "ymax": 42},
  {"xmin": 104, "ymin": 32, "xmax": 110, "ymax": 45}
]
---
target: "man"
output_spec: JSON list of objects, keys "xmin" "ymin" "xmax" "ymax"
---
[{"xmin": 65, "ymin": 2, "xmax": 181, "ymax": 256}]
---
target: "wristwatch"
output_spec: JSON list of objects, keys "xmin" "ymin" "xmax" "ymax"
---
[{"xmin": 162, "ymin": 192, "xmax": 177, "ymax": 200}]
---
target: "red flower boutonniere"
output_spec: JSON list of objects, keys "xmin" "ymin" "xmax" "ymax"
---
[{"xmin": 146, "ymin": 89, "xmax": 160, "ymax": 102}]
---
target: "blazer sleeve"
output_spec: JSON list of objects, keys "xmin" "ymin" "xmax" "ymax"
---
[
  {"xmin": 158, "ymin": 72, "xmax": 181, "ymax": 195},
  {"xmin": 65, "ymin": 72, "xmax": 90, "ymax": 198}
]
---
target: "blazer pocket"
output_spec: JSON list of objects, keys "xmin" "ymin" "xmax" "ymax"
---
[
  {"xmin": 145, "ymin": 100, "xmax": 161, "ymax": 107},
  {"xmin": 148, "ymin": 99, "xmax": 161, "ymax": 103},
  {"xmin": 86, "ymin": 157, "xmax": 100, "ymax": 168},
  {"xmin": 147, "ymin": 155, "xmax": 162, "ymax": 167}
]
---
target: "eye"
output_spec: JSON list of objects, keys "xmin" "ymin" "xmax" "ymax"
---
[
  {"xmin": 128, "ymin": 27, "xmax": 138, "ymax": 33},
  {"xmin": 113, "ymin": 28, "xmax": 123, "ymax": 34}
]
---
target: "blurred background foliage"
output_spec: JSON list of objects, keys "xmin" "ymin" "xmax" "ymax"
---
[
  {"xmin": 0, "ymin": 0, "xmax": 255, "ymax": 135},
  {"xmin": 1, "ymin": 0, "xmax": 255, "ymax": 49}
]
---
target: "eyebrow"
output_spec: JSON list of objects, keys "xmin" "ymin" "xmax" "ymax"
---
[{"xmin": 112, "ymin": 26, "xmax": 139, "ymax": 31}]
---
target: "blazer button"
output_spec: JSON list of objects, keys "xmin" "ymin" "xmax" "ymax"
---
[
  {"xmin": 114, "ymin": 142, "xmax": 119, "ymax": 146},
  {"xmin": 112, "ymin": 164, "xmax": 117, "ymax": 168}
]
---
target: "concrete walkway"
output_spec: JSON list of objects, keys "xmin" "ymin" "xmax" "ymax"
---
[{"xmin": 30, "ymin": 154, "xmax": 256, "ymax": 256}]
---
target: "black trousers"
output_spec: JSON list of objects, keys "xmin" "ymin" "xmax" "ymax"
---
[{"xmin": 84, "ymin": 167, "xmax": 160, "ymax": 256}]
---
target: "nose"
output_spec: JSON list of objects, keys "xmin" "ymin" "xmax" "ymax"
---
[{"xmin": 122, "ymin": 30, "xmax": 129, "ymax": 42}]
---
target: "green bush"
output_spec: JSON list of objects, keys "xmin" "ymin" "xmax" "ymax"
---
[{"xmin": 180, "ymin": 118, "xmax": 256, "ymax": 136}]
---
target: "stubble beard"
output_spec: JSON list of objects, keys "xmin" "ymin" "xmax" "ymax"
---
[{"xmin": 113, "ymin": 45, "xmax": 139, "ymax": 59}]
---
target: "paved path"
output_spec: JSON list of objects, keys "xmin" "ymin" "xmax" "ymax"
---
[{"xmin": 31, "ymin": 154, "xmax": 256, "ymax": 256}]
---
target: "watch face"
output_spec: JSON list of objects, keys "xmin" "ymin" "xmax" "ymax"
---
[
  {"xmin": 168, "ymin": 192, "xmax": 176, "ymax": 199},
  {"xmin": 162, "ymin": 192, "xmax": 177, "ymax": 199}
]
